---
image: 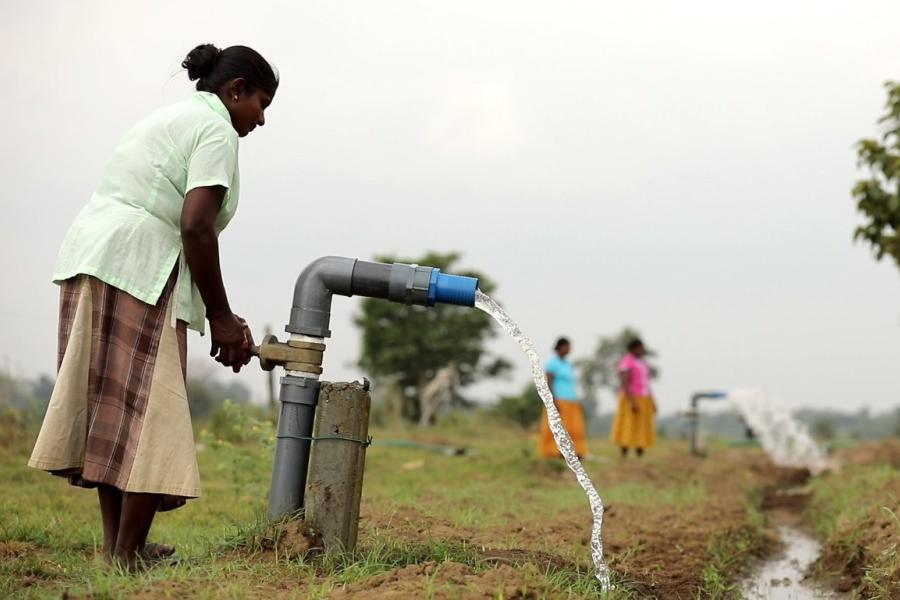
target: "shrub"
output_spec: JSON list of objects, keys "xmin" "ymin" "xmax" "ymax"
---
[{"xmin": 493, "ymin": 384, "xmax": 542, "ymax": 428}]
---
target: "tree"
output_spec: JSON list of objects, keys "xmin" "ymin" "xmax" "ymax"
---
[
  {"xmin": 185, "ymin": 375, "xmax": 251, "ymax": 419},
  {"xmin": 811, "ymin": 418, "xmax": 836, "ymax": 441},
  {"xmin": 576, "ymin": 327, "xmax": 659, "ymax": 419},
  {"xmin": 354, "ymin": 251, "xmax": 509, "ymax": 423},
  {"xmin": 492, "ymin": 383, "xmax": 542, "ymax": 428},
  {"xmin": 853, "ymin": 81, "xmax": 900, "ymax": 270}
]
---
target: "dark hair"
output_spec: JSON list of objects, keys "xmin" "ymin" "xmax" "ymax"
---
[
  {"xmin": 627, "ymin": 338, "xmax": 644, "ymax": 352},
  {"xmin": 554, "ymin": 337, "xmax": 570, "ymax": 350},
  {"xmin": 182, "ymin": 44, "xmax": 279, "ymax": 96}
]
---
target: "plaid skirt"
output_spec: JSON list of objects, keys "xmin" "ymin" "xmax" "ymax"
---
[{"xmin": 28, "ymin": 274, "xmax": 201, "ymax": 503}]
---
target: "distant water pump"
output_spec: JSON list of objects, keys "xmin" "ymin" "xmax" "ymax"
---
[
  {"xmin": 687, "ymin": 390, "xmax": 727, "ymax": 456},
  {"xmin": 261, "ymin": 256, "xmax": 479, "ymax": 521}
]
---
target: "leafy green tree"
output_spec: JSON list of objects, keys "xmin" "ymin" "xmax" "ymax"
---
[
  {"xmin": 354, "ymin": 251, "xmax": 509, "ymax": 423},
  {"xmin": 576, "ymin": 327, "xmax": 658, "ymax": 418},
  {"xmin": 811, "ymin": 418, "xmax": 836, "ymax": 441},
  {"xmin": 853, "ymin": 81, "xmax": 900, "ymax": 269}
]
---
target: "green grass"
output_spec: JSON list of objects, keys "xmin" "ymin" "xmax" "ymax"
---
[
  {"xmin": 697, "ymin": 499, "xmax": 767, "ymax": 600},
  {"xmin": 805, "ymin": 463, "xmax": 900, "ymax": 598},
  {"xmin": 2, "ymin": 407, "xmax": 774, "ymax": 599},
  {"xmin": 805, "ymin": 464, "xmax": 896, "ymax": 541}
]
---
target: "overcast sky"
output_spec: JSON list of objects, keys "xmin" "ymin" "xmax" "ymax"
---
[{"xmin": 2, "ymin": 0, "xmax": 899, "ymax": 415}]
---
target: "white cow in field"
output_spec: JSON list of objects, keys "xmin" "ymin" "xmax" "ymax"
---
[{"xmin": 418, "ymin": 362, "xmax": 459, "ymax": 427}]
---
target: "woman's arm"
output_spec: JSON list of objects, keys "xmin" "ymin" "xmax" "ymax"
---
[
  {"xmin": 181, "ymin": 186, "xmax": 251, "ymax": 371},
  {"xmin": 619, "ymin": 370, "xmax": 638, "ymax": 412},
  {"xmin": 545, "ymin": 371, "xmax": 560, "ymax": 409}
]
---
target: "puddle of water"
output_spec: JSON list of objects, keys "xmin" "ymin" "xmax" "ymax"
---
[{"xmin": 741, "ymin": 525, "xmax": 844, "ymax": 599}]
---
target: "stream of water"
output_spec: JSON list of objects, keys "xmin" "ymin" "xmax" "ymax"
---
[
  {"xmin": 729, "ymin": 389, "xmax": 827, "ymax": 474},
  {"xmin": 741, "ymin": 524, "xmax": 844, "ymax": 599},
  {"xmin": 729, "ymin": 391, "xmax": 841, "ymax": 598},
  {"xmin": 474, "ymin": 290, "xmax": 611, "ymax": 591}
]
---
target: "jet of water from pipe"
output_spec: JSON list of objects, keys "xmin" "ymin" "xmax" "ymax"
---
[
  {"xmin": 474, "ymin": 290, "xmax": 612, "ymax": 591},
  {"xmin": 730, "ymin": 389, "xmax": 827, "ymax": 474}
]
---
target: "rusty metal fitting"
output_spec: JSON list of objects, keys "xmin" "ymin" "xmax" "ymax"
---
[{"xmin": 252, "ymin": 334, "xmax": 325, "ymax": 373}]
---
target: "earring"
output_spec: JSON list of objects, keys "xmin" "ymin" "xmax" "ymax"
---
[{"xmin": 233, "ymin": 95, "xmax": 238, "ymax": 101}]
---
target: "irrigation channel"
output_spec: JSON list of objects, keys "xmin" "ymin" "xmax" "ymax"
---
[
  {"xmin": 740, "ymin": 484, "xmax": 846, "ymax": 599},
  {"xmin": 730, "ymin": 391, "xmax": 844, "ymax": 599}
]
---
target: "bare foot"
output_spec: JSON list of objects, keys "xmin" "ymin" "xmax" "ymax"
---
[
  {"xmin": 142, "ymin": 542, "xmax": 176, "ymax": 561},
  {"xmin": 111, "ymin": 550, "xmax": 143, "ymax": 573}
]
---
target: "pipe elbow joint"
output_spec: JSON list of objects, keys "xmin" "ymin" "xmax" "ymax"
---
[
  {"xmin": 287, "ymin": 256, "xmax": 356, "ymax": 338},
  {"xmin": 286, "ymin": 256, "xmax": 481, "ymax": 338}
]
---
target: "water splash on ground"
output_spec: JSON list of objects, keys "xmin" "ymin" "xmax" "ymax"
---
[
  {"xmin": 730, "ymin": 389, "xmax": 827, "ymax": 474},
  {"xmin": 474, "ymin": 290, "xmax": 611, "ymax": 591}
]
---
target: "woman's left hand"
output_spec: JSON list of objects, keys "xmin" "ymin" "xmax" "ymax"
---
[{"xmin": 235, "ymin": 315, "xmax": 254, "ymax": 367}]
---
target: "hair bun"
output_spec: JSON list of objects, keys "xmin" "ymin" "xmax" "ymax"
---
[{"xmin": 182, "ymin": 44, "xmax": 221, "ymax": 81}]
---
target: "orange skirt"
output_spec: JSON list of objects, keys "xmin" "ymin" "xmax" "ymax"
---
[
  {"xmin": 610, "ymin": 394, "xmax": 655, "ymax": 449},
  {"xmin": 539, "ymin": 400, "xmax": 588, "ymax": 458}
]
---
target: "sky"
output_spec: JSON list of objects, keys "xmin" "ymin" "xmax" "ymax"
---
[{"xmin": 2, "ymin": 0, "xmax": 899, "ymax": 416}]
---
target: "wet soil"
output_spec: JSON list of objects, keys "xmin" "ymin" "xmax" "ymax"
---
[{"xmin": 233, "ymin": 518, "xmax": 323, "ymax": 559}]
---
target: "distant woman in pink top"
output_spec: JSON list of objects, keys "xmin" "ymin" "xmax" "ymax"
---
[{"xmin": 610, "ymin": 338, "xmax": 657, "ymax": 457}]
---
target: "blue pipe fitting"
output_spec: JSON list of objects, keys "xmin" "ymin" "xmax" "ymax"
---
[{"xmin": 430, "ymin": 270, "xmax": 479, "ymax": 307}]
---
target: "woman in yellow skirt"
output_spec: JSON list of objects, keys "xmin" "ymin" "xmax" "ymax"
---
[
  {"xmin": 610, "ymin": 338, "xmax": 656, "ymax": 457},
  {"xmin": 540, "ymin": 337, "xmax": 588, "ymax": 459}
]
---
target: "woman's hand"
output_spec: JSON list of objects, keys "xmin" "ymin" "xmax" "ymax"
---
[
  {"xmin": 209, "ymin": 311, "xmax": 251, "ymax": 372},
  {"xmin": 627, "ymin": 394, "xmax": 639, "ymax": 413},
  {"xmin": 236, "ymin": 315, "xmax": 255, "ymax": 353}
]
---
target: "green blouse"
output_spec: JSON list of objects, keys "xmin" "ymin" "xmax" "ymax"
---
[{"xmin": 53, "ymin": 92, "xmax": 240, "ymax": 333}]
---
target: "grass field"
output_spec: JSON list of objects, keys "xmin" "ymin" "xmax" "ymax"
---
[
  {"xmin": 1, "ymin": 404, "xmax": 897, "ymax": 599},
  {"xmin": 805, "ymin": 441, "xmax": 900, "ymax": 598}
]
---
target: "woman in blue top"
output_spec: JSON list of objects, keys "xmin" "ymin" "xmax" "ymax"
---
[{"xmin": 541, "ymin": 337, "xmax": 588, "ymax": 458}]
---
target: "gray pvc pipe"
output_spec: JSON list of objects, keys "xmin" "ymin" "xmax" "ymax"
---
[
  {"xmin": 286, "ymin": 256, "xmax": 436, "ymax": 338},
  {"xmin": 267, "ymin": 375, "xmax": 320, "ymax": 520},
  {"xmin": 286, "ymin": 256, "xmax": 356, "ymax": 339},
  {"xmin": 269, "ymin": 256, "xmax": 450, "ymax": 520},
  {"xmin": 689, "ymin": 391, "xmax": 727, "ymax": 456},
  {"xmin": 269, "ymin": 257, "xmax": 436, "ymax": 519}
]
